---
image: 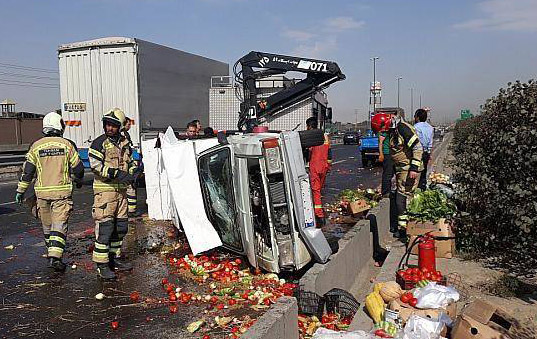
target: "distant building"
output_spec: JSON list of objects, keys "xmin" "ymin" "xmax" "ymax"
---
[{"xmin": 0, "ymin": 99, "xmax": 45, "ymax": 118}]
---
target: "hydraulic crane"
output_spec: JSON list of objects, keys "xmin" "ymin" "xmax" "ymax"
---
[{"xmin": 234, "ymin": 51, "xmax": 346, "ymax": 131}]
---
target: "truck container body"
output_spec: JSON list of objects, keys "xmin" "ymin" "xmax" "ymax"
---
[{"xmin": 58, "ymin": 37, "xmax": 228, "ymax": 165}]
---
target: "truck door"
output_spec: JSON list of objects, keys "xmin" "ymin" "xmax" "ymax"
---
[
  {"xmin": 198, "ymin": 146, "xmax": 245, "ymax": 255},
  {"xmin": 279, "ymin": 131, "xmax": 332, "ymax": 263}
]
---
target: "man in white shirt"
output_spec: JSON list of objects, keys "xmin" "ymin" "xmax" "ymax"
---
[{"xmin": 414, "ymin": 109, "xmax": 434, "ymax": 190}]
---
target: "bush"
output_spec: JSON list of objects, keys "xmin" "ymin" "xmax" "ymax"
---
[{"xmin": 453, "ymin": 80, "xmax": 537, "ymax": 276}]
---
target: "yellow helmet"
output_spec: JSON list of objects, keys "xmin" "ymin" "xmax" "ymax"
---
[{"xmin": 102, "ymin": 108, "xmax": 126, "ymax": 129}]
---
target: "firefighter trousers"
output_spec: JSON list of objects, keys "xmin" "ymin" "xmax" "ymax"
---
[
  {"xmin": 310, "ymin": 169, "xmax": 328, "ymax": 218},
  {"xmin": 92, "ymin": 191, "xmax": 128, "ymax": 264},
  {"xmin": 126, "ymin": 185, "xmax": 137, "ymax": 214},
  {"xmin": 36, "ymin": 198, "xmax": 73, "ymax": 259},
  {"xmin": 395, "ymin": 165, "xmax": 421, "ymax": 230}
]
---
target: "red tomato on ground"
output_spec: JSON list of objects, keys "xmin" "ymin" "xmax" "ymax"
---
[
  {"xmin": 409, "ymin": 298, "xmax": 418, "ymax": 307},
  {"xmin": 111, "ymin": 321, "xmax": 119, "ymax": 330},
  {"xmin": 169, "ymin": 304, "xmax": 178, "ymax": 313},
  {"xmin": 162, "ymin": 278, "xmax": 169, "ymax": 285},
  {"xmin": 400, "ymin": 292, "xmax": 413, "ymax": 303}
]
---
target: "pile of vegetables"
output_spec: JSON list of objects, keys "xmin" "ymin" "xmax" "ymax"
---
[
  {"xmin": 407, "ymin": 190, "xmax": 456, "ymax": 222},
  {"xmin": 337, "ymin": 188, "xmax": 381, "ymax": 213},
  {"xmin": 298, "ymin": 313, "xmax": 351, "ymax": 338},
  {"xmin": 428, "ymin": 172, "xmax": 451, "ymax": 185}
]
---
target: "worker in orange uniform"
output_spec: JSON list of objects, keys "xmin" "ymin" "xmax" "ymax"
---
[{"xmin": 306, "ymin": 117, "xmax": 332, "ymax": 227}]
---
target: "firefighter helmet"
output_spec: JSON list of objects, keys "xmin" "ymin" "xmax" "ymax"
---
[
  {"xmin": 42, "ymin": 112, "xmax": 65, "ymax": 136},
  {"xmin": 371, "ymin": 113, "xmax": 393, "ymax": 134},
  {"xmin": 102, "ymin": 108, "xmax": 126, "ymax": 129}
]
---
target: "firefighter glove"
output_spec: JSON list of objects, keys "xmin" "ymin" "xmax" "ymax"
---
[
  {"xmin": 15, "ymin": 192, "xmax": 23, "ymax": 204},
  {"xmin": 115, "ymin": 170, "xmax": 136, "ymax": 184}
]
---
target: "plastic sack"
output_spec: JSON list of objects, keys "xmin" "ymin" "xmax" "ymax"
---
[
  {"xmin": 413, "ymin": 282, "xmax": 459, "ymax": 309},
  {"xmin": 402, "ymin": 315, "xmax": 443, "ymax": 339},
  {"xmin": 312, "ymin": 327, "xmax": 375, "ymax": 339}
]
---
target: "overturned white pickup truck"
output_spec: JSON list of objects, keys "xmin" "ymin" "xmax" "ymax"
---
[{"xmin": 143, "ymin": 127, "xmax": 332, "ymax": 273}]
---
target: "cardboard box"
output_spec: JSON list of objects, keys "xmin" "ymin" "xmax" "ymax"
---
[
  {"xmin": 407, "ymin": 218, "xmax": 455, "ymax": 258},
  {"xmin": 388, "ymin": 299, "xmax": 457, "ymax": 324},
  {"xmin": 452, "ymin": 299, "xmax": 517, "ymax": 339},
  {"xmin": 349, "ymin": 199, "xmax": 370, "ymax": 215}
]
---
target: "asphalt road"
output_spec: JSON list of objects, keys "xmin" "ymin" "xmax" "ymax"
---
[{"xmin": 0, "ymin": 144, "xmax": 382, "ymax": 338}]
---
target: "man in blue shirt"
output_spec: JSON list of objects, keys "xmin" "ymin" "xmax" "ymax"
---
[{"xmin": 414, "ymin": 109, "xmax": 434, "ymax": 190}]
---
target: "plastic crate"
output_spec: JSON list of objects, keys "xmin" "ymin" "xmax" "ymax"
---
[
  {"xmin": 323, "ymin": 288, "xmax": 361, "ymax": 319},
  {"xmin": 396, "ymin": 273, "xmax": 447, "ymax": 290},
  {"xmin": 294, "ymin": 289, "xmax": 325, "ymax": 318}
]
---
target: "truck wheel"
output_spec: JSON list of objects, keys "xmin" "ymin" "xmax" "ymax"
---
[
  {"xmin": 361, "ymin": 154, "xmax": 369, "ymax": 167},
  {"xmin": 298, "ymin": 129, "xmax": 324, "ymax": 148}
]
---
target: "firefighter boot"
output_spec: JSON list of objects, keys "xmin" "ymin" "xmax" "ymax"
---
[
  {"xmin": 97, "ymin": 263, "xmax": 117, "ymax": 280},
  {"xmin": 109, "ymin": 254, "xmax": 133, "ymax": 272}
]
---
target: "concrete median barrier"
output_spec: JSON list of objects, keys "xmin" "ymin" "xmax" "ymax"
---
[
  {"xmin": 300, "ymin": 197, "xmax": 392, "ymax": 295},
  {"xmin": 241, "ymin": 297, "xmax": 299, "ymax": 339}
]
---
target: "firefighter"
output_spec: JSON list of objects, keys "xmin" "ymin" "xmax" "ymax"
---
[
  {"xmin": 123, "ymin": 117, "xmax": 137, "ymax": 217},
  {"xmin": 371, "ymin": 113, "xmax": 423, "ymax": 238},
  {"xmin": 89, "ymin": 108, "xmax": 140, "ymax": 280},
  {"xmin": 306, "ymin": 117, "xmax": 332, "ymax": 227},
  {"xmin": 15, "ymin": 112, "xmax": 84, "ymax": 272}
]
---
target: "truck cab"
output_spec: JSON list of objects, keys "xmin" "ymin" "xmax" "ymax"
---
[{"xmin": 153, "ymin": 129, "xmax": 332, "ymax": 273}]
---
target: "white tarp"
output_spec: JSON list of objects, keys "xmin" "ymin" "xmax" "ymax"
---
[
  {"xmin": 160, "ymin": 127, "xmax": 222, "ymax": 254},
  {"xmin": 142, "ymin": 137, "xmax": 172, "ymax": 220}
]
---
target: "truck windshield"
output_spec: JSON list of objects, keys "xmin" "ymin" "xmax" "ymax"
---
[{"xmin": 198, "ymin": 148, "xmax": 242, "ymax": 252}]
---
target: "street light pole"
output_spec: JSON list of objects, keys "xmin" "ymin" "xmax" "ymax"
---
[
  {"xmin": 370, "ymin": 57, "xmax": 379, "ymax": 131},
  {"xmin": 397, "ymin": 77, "xmax": 402, "ymax": 108},
  {"xmin": 410, "ymin": 88, "xmax": 414, "ymax": 114}
]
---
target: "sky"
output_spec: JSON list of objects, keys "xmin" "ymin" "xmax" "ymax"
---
[{"xmin": 0, "ymin": 0, "xmax": 536, "ymax": 124}]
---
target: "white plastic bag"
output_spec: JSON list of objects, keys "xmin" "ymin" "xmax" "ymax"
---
[
  {"xmin": 413, "ymin": 282, "xmax": 459, "ymax": 309},
  {"xmin": 312, "ymin": 327, "xmax": 374, "ymax": 339},
  {"xmin": 402, "ymin": 315, "xmax": 444, "ymax": 339}
]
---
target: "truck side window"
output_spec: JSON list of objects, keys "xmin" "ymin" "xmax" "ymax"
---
[{"xmin": 199, "ymin": 148, "xmax": 242, "ymax": 251}]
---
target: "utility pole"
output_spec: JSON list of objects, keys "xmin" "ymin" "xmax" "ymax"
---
[
  {"xmin": 419, "ymin": 94, "xmax": 422, "ymax": 108},
  {"xmin": 397, "ymin": 76, "xmax": 402, "ymax": 108},
  {"xmin": 355, "ymin": 109, "xmax": 359, "ymax": 131},
  {"xmin": 410, "ymin": 88, "xmax": 414, "ymax": 114}
]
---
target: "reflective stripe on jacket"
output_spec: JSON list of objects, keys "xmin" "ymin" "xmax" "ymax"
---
[
  {"xmin": 17, "ymin": 136, "xmax": 83, "ymax": 199},
  {"xmin": 89, "ymin": 134, "xmax": 133, "ymax": 193},
  {"xmin": 389, "ymin": 121, "xmax": 423, "ymax": 172}
]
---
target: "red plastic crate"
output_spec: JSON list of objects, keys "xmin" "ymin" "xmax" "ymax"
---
[{"xmin": 396, "ymin": 273, "xmax": 447, "ymax": 290}]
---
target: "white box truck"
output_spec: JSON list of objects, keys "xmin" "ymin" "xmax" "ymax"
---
[{"xmin": 58, "ymin": 37, "xmax": 228, "ymax": 165}]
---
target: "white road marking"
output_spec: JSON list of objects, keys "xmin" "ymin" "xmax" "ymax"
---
[
  {"xmin": 0, "ymin": 201, "xmax": 16, "ymax": 206},
  {"xmin": 332, "ymin": 160, "xmax": 347, "ymax": 165},
  {"xmin": 0, "ymin": 181, "xmax": 18, "ymax": 186}
]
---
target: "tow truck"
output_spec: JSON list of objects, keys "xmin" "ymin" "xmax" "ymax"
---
[{"xmin": 147, "ymin": 51, "xmax": 345, "ymax": 273}]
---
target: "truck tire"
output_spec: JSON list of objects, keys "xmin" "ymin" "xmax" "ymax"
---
[
  {"xmin": 298, "ymin": 129, "xmax": 324, "ymax": 148},
  {"xmin": 361, "ymin": 153, "xmax": 369, "ymax": 168}
]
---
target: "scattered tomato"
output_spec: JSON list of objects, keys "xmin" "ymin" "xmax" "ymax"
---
[
  {"xmin": 165, "ymin": 284, "xmax": 174, "ymax": 293},
  {"xmin": 400, "ymin": 292, "xmax": 413, "ymax": 303},
  {"xmin": 228, "ymin": 299, "xmax": 237, "ymax": 306},
  {"xmin": 231, "ymin": 327, "xmax": 239, "ymax": 333},
  {"xmin": 111, "ymin": 321, "xmax": 119, "ymax": 330},
  {"xmin": 241, "ymin": 292, "xmax": 249, "ymax": 300},
  {"xmin": 169, "ymin": 294, "xmax": 177, "ymax": 302},
  {"xmin": 162, "ymin": 278, "xmax": 169, "ymax": 285},
  {"xmin": 216, "ymin": 303, "xmax": 224, "ymax": 310},
  {"xmin": 169, "ymin": 304, "xmax": 178, "ymax": 313},
  {"xmin": 130, "ymin": 291, "xmax": 140, "ymax": 302},
  {"xmin": 202, "ymin": 336, "xmax": 210, "ymax": 339},
  {"xmin": 409, "ymin": 298, "xmax": 418, "ymax": 307},
  {"xmin": 234, "ymin": 258, "xmax": 242, "ymax": 265}
]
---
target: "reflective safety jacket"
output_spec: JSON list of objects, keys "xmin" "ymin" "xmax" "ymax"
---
[
  {"xmin": 17, "ymin": 136, "xmax": 84, "ymax": 199},
  {"xmin": 89, "ymin": 134, "xmax": 134, "ymax": 192},
  {"xmin": 389, "ymin": 121, "xmax": 423, "ymax": 172},
  {"xmin": 309, "ymin": 133, "xmax": 332, "ymax": 174}
]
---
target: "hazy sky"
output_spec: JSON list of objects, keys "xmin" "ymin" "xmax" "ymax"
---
[{"xmin": 1, "ymin": 0, "xmax": 536, "ymax": 124}]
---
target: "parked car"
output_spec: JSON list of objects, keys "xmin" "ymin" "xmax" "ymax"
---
[{"xmin": 343, "ymin": 131, "xmax": 361, "ymax": 145}]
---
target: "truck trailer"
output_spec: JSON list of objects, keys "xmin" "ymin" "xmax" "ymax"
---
[{"xmin": 58, "ymin": 37, "xmax": 228, "ymax": 165}]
